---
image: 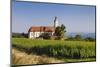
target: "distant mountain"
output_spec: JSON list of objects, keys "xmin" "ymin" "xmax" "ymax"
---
[{"xmin": 65, "ymin": 32, "xmax": 95, "ymax": 39}]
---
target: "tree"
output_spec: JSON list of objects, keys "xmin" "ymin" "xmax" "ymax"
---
[
  {"xmin": 74, "ymin": 34, "xmax": 82, "ymax": 40},
  {"xmin": 12, "ymin": 32, "xmax": 28, "ymax": 38},
  {"xmin": 12, "ymin": 33, "xmax": 24, "ymax": 38},
  {"xmin": 60, "ymin": 24, "xmax": 66, "ymax": 39},
  {"xmin": 84, "ymin": 37, "xmax": 95, "ymax": 41},
  {"xmin": 61, "ymin": 24, "xmax": 66, "ymax": 32},
  {"xmin": 55, "ymin": 26, "xmax": 61, "ymax": 36},
  {"xmin": 21, "ymin": 32, "xmax": 28, "ymax": 38},
  {"xmin": 55, "ymin": 24, "xmax": 66, "ymax": 40}
]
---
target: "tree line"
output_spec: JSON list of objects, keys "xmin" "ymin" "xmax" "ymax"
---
[
  {"xmin": 66, "ymin": 34, "xmax": 95, "ymax": 41},
  {"xmin": 12, "ymin": 32, "xmax": 28, "ymax": 38}
]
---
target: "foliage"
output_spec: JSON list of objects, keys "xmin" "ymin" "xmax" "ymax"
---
[
  {"xmin": 84, "ymin": 37, "xmax": 95, "ymax": 41},
  {"xmin": 12, "ymin": 38, "xmax": 96, "ymax": 59},
  {"xmin": 12, "ymin": 33, "xmax": 24, "ymax": 38},
  {"xmin": 12, "ymin": 48, "xmax": 95, "ymax": 65},
  {"xmin": 66, "ymin": 35, "xmax": 95, "ymax": 42},
  {"xmin": 55, "ymin": 24, "xmax": 66, "ymax": 40},
  {"xmin": 39, "ymin": 33, "xmax": 51, "ymax": 39},
  {"xmin": 74, "ymin": 34, "xmax": 82, "ymax": 40},
  {"xmin": 66, "ymin": 34, "xmax": 82, "ymax": 41},
  {"xmin": 21, "ymin": 32, "xmax": 28, "ymax": 38},
  {"xmin": 55, "ymin": 26, "xmax": 61, "ymax": 36},
  {"xmin": 12, "ymin": 33, "xmax": 28, "ymax": 38}
]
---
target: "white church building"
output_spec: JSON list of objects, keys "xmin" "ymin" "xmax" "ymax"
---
[{"xmin": 28, "ymin": 16, "xmax": 59, "ymax": 39}]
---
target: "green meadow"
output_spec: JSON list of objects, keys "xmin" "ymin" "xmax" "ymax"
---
[{"xmin": 12, "ymin": 38, "xmax": 96, "ymax": 59}]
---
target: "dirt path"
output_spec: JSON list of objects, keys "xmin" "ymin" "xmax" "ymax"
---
[{"xmin": 12, "ymin": 48, "xmax": 64, "ymax": 65}]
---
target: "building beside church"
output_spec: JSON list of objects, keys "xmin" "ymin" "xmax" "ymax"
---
[{"xmin": 28, "ymin": 17, "xmax": 59, "ymax": 39}]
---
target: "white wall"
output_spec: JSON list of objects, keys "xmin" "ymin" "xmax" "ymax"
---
[
  {"xmin": 29, "ymin": 32, "xmax": 54, "ymax": 39},
  {"xmin": 29, "ymin": 32, "xmax": 34, "ymax": 39}
]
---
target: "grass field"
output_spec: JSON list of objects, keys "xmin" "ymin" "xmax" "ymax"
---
[{"xmin": 12, "ymin": 38, "xmax": 96, "ymax": 65}]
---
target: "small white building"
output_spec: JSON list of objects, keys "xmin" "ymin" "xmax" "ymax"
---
[{"xmin": 28, "ymin": 16, "xmax": 59, "ymax": 39}]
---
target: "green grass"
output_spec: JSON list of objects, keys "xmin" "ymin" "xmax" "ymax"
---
[
  {"xmin": 12, "ymin": 38, "xmax": 96, "ymax": 59},
  {"xmin": 61, "ymin": 58, "xmax": 96, "ymax": 62}
]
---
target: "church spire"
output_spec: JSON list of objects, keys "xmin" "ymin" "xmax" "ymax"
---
[{"xmin": 54, "ymin": 16, "xmax": 59, "ymax": 28}]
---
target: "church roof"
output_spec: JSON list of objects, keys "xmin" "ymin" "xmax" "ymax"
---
[{"xmin": 28, "ymin": 26, "xmax": 55, "ymax": 32}]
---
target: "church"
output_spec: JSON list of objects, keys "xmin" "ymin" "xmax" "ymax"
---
[{"xmin": 28, "ymin": 17, "xmax": 59, "ymax": 39}]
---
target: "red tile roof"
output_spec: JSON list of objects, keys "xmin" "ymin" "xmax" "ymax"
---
[{"xmin": 28, "ymin": 26, "xmax": 55, "ymax": 32}]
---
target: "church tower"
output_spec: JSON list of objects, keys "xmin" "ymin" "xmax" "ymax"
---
[{"xmin": 54, "ymin": 16, "xmax": 59, "ymax": 28}]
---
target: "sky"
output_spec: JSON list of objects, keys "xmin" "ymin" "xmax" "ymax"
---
[{"xmin": 12, "ymin": 0, "xmax": 96, "ymax": 33}]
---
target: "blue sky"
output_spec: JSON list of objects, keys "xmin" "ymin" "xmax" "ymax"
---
[{"xmin": 12, "ymin": 0, "xmax": 96, "ymax": 33}]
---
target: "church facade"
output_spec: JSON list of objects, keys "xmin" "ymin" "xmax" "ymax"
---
[{"xmin": 28, "ymin": 17, "xmax": 59, "ymax": 39}]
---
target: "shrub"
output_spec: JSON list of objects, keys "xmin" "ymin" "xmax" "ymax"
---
[{"xmin": 39, "ymin": 33, "xmax": 51, "ymax": 39}]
